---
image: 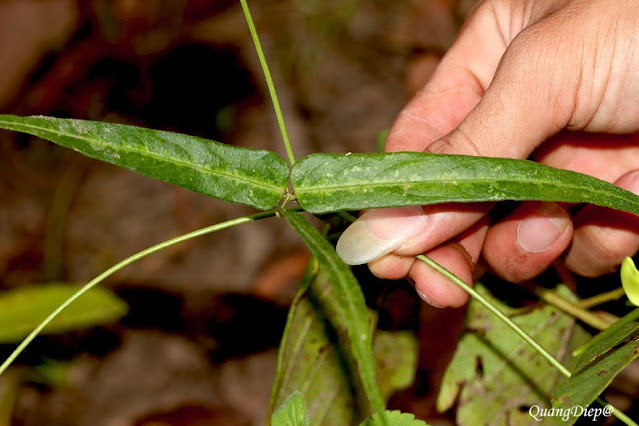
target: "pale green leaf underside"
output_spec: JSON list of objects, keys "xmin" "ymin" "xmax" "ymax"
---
[
  {"xmin": 0, "ymin": 284, "xmax": 127, "ymax": 342},
  {"xmin": 292, "ymin": 153, "xmax": 639, "ymax": 214},
  {"xmin": 268, "ymin": 264, "xmax": 356, "ymax": 426},
  {"xmin": 437, "ymin": 284, "xmax": 589, "ymax": 426},
  {"xmin": 268, "ymin": 263, "xmax": 418, "ymax": 426},
  {"xmin": 280, "ymin": 210, "xmax": 386, "ymax": 421},
  {"xmin": 0, "ymin": 115, "xmax": 289, "ymax": 210}
]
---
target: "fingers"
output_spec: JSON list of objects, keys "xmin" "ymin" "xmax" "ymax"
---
[
  {"xmin": 482, "ymin": 133, "xmax": 639, "ymax": 281},
  {"xmin": 482, "ymin": 202, "xmax": 573, "ymax": 282},
  {"xmin": 385, "ymin": 0, "xmax": 508, "ymax": 153},
  {"xmin": 409, "ymin": 217, "xmax": 489, "ymax": 308},
  {"xmin": 425, "ymin": 18, "xmax": 578, "ymax": 160},
  {"xmin": 536, "ymin": 132, "xmax": 639, "ymax": 276},
  {"xmin": 566, "ymin": 169, "xmax": 639, "ymax": 276}
]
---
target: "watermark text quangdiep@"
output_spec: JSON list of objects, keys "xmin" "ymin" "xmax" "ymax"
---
[{"xmin": 528, "ymin": 404, "xmax": 613, "ymax": 422}]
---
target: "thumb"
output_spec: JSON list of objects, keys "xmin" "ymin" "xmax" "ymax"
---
[{"xmin": 425, "ymin": 23, "xmax": 576, "ymax": 159}]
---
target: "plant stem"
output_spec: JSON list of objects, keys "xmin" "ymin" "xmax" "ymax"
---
[
  {"xmin": 240, "ymin": 0, "xmax": 296, "ymax": 167},
  {"xmin": 578, "ymin": 287, "xmax": 627, "ymax": 309},
  {"xmin": 0, "ymin": 209, "xmax": 283, "ymax": 376},
  {"xmin": 416, "ymin": 255, "xmax": 571, "ymax": 376},
  {"xmin": 415, "ymin": 254, "xmax": 638, "ymax": 426},
  {"xmin": 336, "ymin": 211, "xmax": 357, "ymax": 223},
  {"xmin": 534, "ymin": 287, "xmax": 614, "ymax": 330}
]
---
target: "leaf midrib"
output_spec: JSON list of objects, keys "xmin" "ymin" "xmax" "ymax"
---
[
  {"xmin": 2, "ymin": 120, "xmax": 287, "ymax": 196},
  {"xmin": 295, "ymin": 176, "xmax": 635, "ymax": 204}
]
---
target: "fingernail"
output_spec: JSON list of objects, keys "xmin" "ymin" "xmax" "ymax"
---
[
  {"xmin": 336, "ymin": 206, "xmax": 428, "ymax": 265},
  {"xmin": 517, "ymin": 203, "xmax": 569, "ymax": 253},
  {"xmin": 416, "ymin": 288, "xmax": 444, "ymax": 308}
]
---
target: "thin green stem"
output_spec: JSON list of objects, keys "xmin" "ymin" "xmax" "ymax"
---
[
  {"xmin": 578, "ymin": 287, "xmax": 626, "ymax": 309},
  {"xmin": 416, "ymin": 255, "xmax": 571, "ymax": 376},
  {"xmin": 0, "ymin": 210, "xmax": 281, "ymax": 376},
  {"xmin": 240, "ymin": 0, "xmax": 296, "ymax": 166},
  {"xmin": 336, "ymin": 211, "xmax": 357, "ymax": 223},
  {"xmin": 534, "ymin": 287, "xmax": 614, "ymax": 330},
  {"xmin": 415, "ymin": 254, "xmax": 638, "ymax": 426}
]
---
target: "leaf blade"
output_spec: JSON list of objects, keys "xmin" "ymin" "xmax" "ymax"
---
[
  {"xmin": 280, "ymin": 210, "xmax": 386, "ymax": 423},
  {"xmin": 292, "ymin": 153, "xmax": 639, "ymax": 214},
  {"xmin": 271, "ymin": 392, "xmax": 310, "ymax": 426},
  {"xmin": 553, "ymin": 309, "xmax": 639, "ymax": 416},
  {"xmin": 268, "ymin": 262, "xmax": 418, "ymax": 426},
  {"xmin": 0, "ymin": 283, "xmax": 127, "ymax": 342},
  {"xmin": 437, "ymin": 284, "xmax": 590, "ymax": 426},
  {"xmin": 0, "ymin": 115, "xmax": 289, "ymax": 210}
]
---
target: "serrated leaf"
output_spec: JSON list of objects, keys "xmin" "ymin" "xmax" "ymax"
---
[
  {"xmin": 437, "ymin": 284, "xmax": 590, "ymax": 426},
  {"xmin": 268, "ymin": 264, "xmax": 418, "ymax": 426},
  {"xmin": 0, "ymin": 115, "xmax": 289, "ymax": 210},
  {"xmin": 271, "ymin": 392, "xmax": 310, "ymax": 426},
  {"xmin": 0, "ymin": 284, "xmax": 127, "ymax": 342},
  {"xmin": 291, "ymin": 153, "xmax": 639, "ymax": 214},
  {"xmin": 278, "ymin": 210, "xmax": 387, "ymax": 423},
  {"xmin": 553, "ymin": 309, "xmax": 639, "ymax": 417},
  {"xmin": 360, "ymin": 410, "xmax": 429, "ymax": 426},
  {"xmin": 621, "ymin": 257, "xmax": 639, "ymax": 306}
]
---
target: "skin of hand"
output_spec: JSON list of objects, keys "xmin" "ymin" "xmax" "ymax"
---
[{"xmin": 336, "ymin": 0, "xmax": 639, "ymax": 308}]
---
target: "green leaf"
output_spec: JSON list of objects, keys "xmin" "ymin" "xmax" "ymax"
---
[
  {"xmin": 279, "ymin": 210, "xmax": 387, "ymax": 423},
  {"xmin": 572, "ymin": 309, "xmax": 639, "ymax": 370},
  {"xmin": 0, "ymin": 283, "xmax": 128, "ymax": 342},
  {"xmin": 360, "ymin": 410, "xmax": 429, "ymax": 426},
  {"xmin": 621, "ymin": 257, "xmax": 639, "ymax": 306},
  {"xmin": 291, "ymin": 153, "xmax": 639, "ymax": 214},
  {"xmin": 437, "ymin": 284, "xmax": 590, "ymax": 426},
  {"xmin": 0, "ymin": 115, "xmax": 289, "ymax": 210},
  {"xmin": 268, "ymin": 267, "xmax": 358, "ymax": 426},
  {"xmin": 374, "ymin": 331, "xmax": 418, "ymax": 402},
  {"xmin": 271, "ymin": 392, "xmax": 310, "ymax": 426},
  {"xmin": 553, "ymin": 309, "xmax": 639, "ymax": 416},
  {"xmin": 268, "ymin": 263, "xmax": 418, "ymax": 426}
]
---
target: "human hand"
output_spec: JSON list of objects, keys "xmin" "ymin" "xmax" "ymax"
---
[{"xmin": 336, "ymin": 0, "xmax": 639, "ymax": 308}]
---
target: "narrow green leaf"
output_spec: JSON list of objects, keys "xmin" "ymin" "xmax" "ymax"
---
[
  {"xmin": 553, "ymin": 309, "xmax": 639, "ymax": 415},
  {"xmin": 0, "ymin": 115, "xmax": 289, "ymax": 210},
  {"xmin": 280, "ymin": 210, "xmax": 386, "ymax": 423},
  {"xmin": 360, "ymin": 411, "xmax": 429, "ymax": 426},
  {"xmin": 0, "ymin": 283, "xmax": 127, "ymax": 342},
  {"xmin": 573, "ymin": 309, "xmax": 639, "ymax": 370},
  {"xmin": 268, "ymin": 269, "xmax": 358, "ymax": 426},
  {"xmin": 291, "ymin": 153, "xmax": 639, "ymax": 214},
  {"xmin": 271, "ymin": 392, "xmax": 310, "ymax": 426},
  {"xmin": 268, "ymin": 264, "xmax": 417, "ymax": 426},
  {"xmin": 621, "ymin": 258, "xmax": 639, "ymax": 306},
  {"xmin": 437, "ymin": 284, "xmax": 590, "ymax": 425}
]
